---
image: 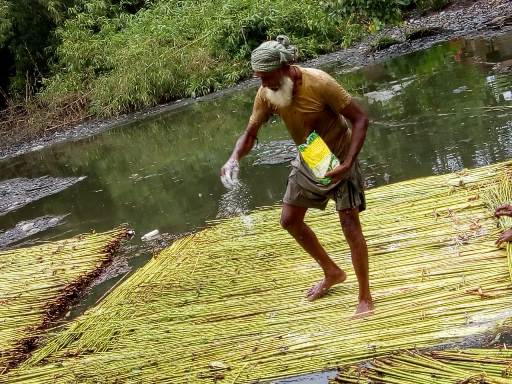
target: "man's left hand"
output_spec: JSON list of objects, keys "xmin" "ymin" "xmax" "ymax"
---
[
  {"xmin": 495, "ymin": 204, "xmax": 512, "ymax": 218},
  {"xmin": 496, "ymin": 228, "xmax": 512, "ymax": 247},
  {"xmin": 325, "ymin": 161, "xmax": 352, "ymax": 184}
]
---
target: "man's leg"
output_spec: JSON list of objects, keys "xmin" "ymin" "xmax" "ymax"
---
[
  {"xmin": 339, "ymin": 207, "xmax": 373, "ymax": 317},
  {"xmin": 281, "ymin": 203, "xmax": 346, "ymax": 300}
]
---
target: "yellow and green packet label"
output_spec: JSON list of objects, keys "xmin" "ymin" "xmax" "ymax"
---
[{"xmin": 298, "ymin": 131, "xmax": 339, "ymax": 185}]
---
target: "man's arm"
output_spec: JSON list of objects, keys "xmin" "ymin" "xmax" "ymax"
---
[
  {"xmin": 228, "ymin": 120, "xmax": 262, "ymax": 162},
  {"xmin": 339, "ymin": 101, "xmax": 369, "ymax": 165},
  {"xmin": 220, "ymin": 120, "xmax": 263, "ymax": 187},
  {"xmin": 494, "ymin": 204, "xmax": 512, "ymax": 247},
  {"xmin": 325, "ymin": 101, "xmax": 369, "ymax": 183}
]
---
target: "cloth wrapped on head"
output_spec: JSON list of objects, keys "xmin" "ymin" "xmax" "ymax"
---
[{"xmin": 251, "ymin": 35, "xmax": 297, "ymax": 72}]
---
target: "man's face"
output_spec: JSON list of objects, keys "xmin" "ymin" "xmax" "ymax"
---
[
  {"xmin": 254, "ymin": 67, "xmax": 294, "ymax": 109},
  {"xmin": 254, "ymin": 68, "xmax": 284, "ymax": 91}
]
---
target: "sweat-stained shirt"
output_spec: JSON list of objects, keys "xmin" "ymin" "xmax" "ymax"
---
[{"xmin": 248, "ymin": 65, "xmax": 353, "ymax": 160}]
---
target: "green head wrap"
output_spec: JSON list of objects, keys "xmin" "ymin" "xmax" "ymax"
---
[{"xmin": 251, "ymin": 35, "xmax": 297, "ymax": 72}]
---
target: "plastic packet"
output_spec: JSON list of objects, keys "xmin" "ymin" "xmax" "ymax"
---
[{"xmin": 297, "ymin": 131, "xmax": 339, "ymax": 185}]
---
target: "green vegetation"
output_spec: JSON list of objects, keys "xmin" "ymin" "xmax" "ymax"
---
[
  {"xmin": 0, "ymin": 0, "xmax": 73, "ymax": 101},
  {"xmin": 405, "ymin": 26, "xmax": 447, "ymax": 40},
  {"xmin": 416, "ymin": 0, "xmax": 451, "ymax": 12},
  {"xmin": 0, "ymin": 0, "xmax": 450, "ymax": 137},
  {"xmin": 47, "ymin": 0, "xmax": 357, "ymax": 116},
  {"xmin": 370, "ymin": 36, "xmax": 402, "ymax": 51}
]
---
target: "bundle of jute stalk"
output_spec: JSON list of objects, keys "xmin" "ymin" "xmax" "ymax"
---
[
  {"xmin": 0, "ymin": 227, "xmax": 129, "ymax": 372},
  {"xmin": 2, "ymin": 162, "xmax": 512, "ymax": 383},
  {"xmin": 483, "ymin": 171, "xmax": 512, "ymax": 279},
  {"xmin": 331, "ymin": 349, "xmax": 512, "ymax": 383}
]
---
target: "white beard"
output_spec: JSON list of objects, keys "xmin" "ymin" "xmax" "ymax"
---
[{"xmin": 265, "ymin": 76, "xmax": 293, "ymax": 108}]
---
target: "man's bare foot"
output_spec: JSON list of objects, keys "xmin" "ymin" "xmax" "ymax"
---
[
  {"xmin": 307, "ymin": 269, "xmax": 347, "ymax": 301},
  {"xmin": 352, "ymin": 298, "xmax": 374, "ymax": 319}
]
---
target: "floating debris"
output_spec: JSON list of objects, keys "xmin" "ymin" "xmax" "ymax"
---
[
  {"xmin": 141, "ymin": 229, "xmax": 160, "ymax": 242},
  {"xmin": 453, "ymin": 85, "xmax": 471, "ymax": 94}
]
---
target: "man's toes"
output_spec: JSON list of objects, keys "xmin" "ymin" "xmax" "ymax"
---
[
  {"xmin": 307, "ymin": 284, "xmax": 328, "ymax": 301},
  {"xmin": 307, "ymin": 287, "xmax": 320, "ymax": 298},
  {"xmin": 307, "ymin": 280, "xmax": 323, "ymax": 295}
]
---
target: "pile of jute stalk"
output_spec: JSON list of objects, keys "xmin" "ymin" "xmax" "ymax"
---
[
  {"xmin": 3, "ymin": 162, "xmax": 512, "ymax": 383},
  {"xmin": 483, "ymin": 171, "xmax": 512, "ymax": 278},
  {"xmin": 331, "ymin": 348, "xmax": 512, "ymax": 383},
  {"xmin": 0, "ymin": 227, "xmax": 129, "ymax": 372}
]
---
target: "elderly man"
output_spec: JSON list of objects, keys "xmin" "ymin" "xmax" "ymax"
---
[
  {"xmin": 495, "ymin": 204, "xmax": 512, "ymax": 246},
  {"xmin": 221, "ymin": 36, "xmax": 372, "ymax": 317}
]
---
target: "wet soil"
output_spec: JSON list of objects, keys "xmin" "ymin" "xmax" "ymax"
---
[
  {"xmin": 0, "ymin": 214, "xmax": 67, "ymax": 248},
  {"xmin": 0, "ymin": 176, "xmax": 85, "ymax": 216},
  {"xmin": 0, "ymin": 0, "xmax": 511, "ymax": 162}
]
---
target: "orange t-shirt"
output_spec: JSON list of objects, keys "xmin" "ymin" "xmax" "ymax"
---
[{"xmin": 249, "ymin": 66, "xmax": 352, "ymax": 159}]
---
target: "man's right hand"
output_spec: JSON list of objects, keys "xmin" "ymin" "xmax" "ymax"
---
[
  {"xmin": 496, "ymin": 228, "xmax": 512, "ymax": 247},
  {"xmin": 220, "ymin": 159, "xmax": 240, "ymax": 189},
  {"xmin": 495, "ymin": 204, "xmax": 512, "ymax": 218}
]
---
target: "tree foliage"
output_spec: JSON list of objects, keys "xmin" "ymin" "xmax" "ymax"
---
[{"xmin": 1, "ymin": 0, "xmax": 449, "ymax": 115}]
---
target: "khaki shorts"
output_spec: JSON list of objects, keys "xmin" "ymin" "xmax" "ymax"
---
[{"xmin": 283, "ymin": 159, "xmax": 366, "ymax": 212}]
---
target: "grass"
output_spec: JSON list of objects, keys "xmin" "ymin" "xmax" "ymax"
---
[
  {"xmin": 405, "ymin": 26, "xmax": 447, "ymax": 40},
  {"xmin": 1, "ymin": 0, "xmax": 368, "ymax": 147},
  {"xmin": 0, "ymin": 92, "xmax": 90, "ymax": 148},
  {"xmin": 0, "ymin": 227, "xmax": 129, "ymax": 372},
  {"xmin": 2, "ymin": 161, "xmax": 512, "ymax": 382},
  {"xmin": 370, "ymin": 36, "xmax": 402, "ymax": 52},
  {"xmin": 44, "ymin": 0, "xmax": 366, "ymax": 117}
]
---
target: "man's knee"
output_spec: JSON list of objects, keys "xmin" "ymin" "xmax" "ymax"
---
[
  {"xmin": 280, "ymin": 212, "xmax": 303, "ymax": 232},
  {"xmin": 281, "ymin": 212, "xmax": 303, "ymax": 232},
  {"xmin": 339, "ymin": 208, "xmax": 361, "ymax": 233},
  {"xmin": 281, "ymin": 204, "xmax": 307, "ymax": 233}
]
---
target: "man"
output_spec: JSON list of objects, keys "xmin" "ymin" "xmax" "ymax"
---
[
  {"xmin": 495, "ymin": 204, "xmax": 512, "ymax": 246},
  {"xmin": 221, "ymin": 36, "xmax": 373, "ymax": 317}
]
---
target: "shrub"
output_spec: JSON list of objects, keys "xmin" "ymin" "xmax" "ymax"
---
[
  {"xmin": 41, "ymin": 0, "xmax": 371, "ymax": 116},
  {"xmin": 321, "ymin": 0, "xmax": 411, "ymax": 25},
  {"xmin": 23, "ymin": 0, "xmax": 423, "ymax": 117},
  {"xmin": 414, "ymin": 0, "xmax": 450, "ymax": 12}
]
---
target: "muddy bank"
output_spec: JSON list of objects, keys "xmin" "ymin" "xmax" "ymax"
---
[
  {"xmin": 0, "ymin": 176, "xmax": 86, "ymax": 216},
  {"xmin": 0, "ymin": 0, "xmax": 511, "ymax": 162},
  {"xmin": 0, "ymin": 215, "xmax": 67, "ymax": 249}
]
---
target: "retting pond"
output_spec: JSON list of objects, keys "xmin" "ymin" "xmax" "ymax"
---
[{"xmin": 1, "ymin": 31, "xmax": 512, "ymax": 382}]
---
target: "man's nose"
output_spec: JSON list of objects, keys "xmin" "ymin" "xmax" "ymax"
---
[{"xmin": 263, "ymin": 79, "xmax": 278, "ymax": 89}]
